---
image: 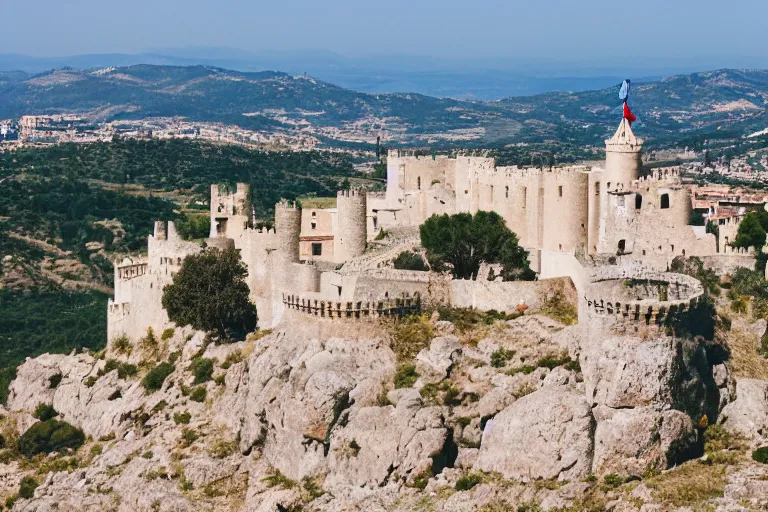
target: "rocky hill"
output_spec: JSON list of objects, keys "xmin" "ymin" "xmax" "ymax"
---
[
  {"xmin": 1, "ymin": 305, "xmax": 767, "ymax": 511},
  {"xmin": 2, "ymin": 66, "xmax": 768, "ymax": 147}
]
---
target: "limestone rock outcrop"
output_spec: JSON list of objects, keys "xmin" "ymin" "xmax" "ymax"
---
[
  {"xmin": 719, "ymin": 378, "xmax": 768, "ymax": 446},
  {"xmin": 475, "ymin": 386, "xmax": 595, "ymax": 481}
]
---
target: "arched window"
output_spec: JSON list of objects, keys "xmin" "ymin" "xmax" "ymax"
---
[
  {"xmin": 417, "ymin": 176, "xmax": 421, "ymax": 190},
  {"xmin": 635, "ymin": 194, "xmax": 643, "ymax": 209},
  {"xmin": 505, "ymin": 185, "xmax": 509, "ymax": 198},
  {"xmin": 618, "ymin": 239, "xmax": 626, "ymax": 253},
  {"xmin": 660, "ymin": 193, "xmax": 670, "ymax": 209}
]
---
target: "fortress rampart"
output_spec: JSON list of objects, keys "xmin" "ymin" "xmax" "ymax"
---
[
  {"xmin": 282, "ymin": 293, "xmax": 420, "ymax": 319},
  {"xmin": 583, "ymin": 269, "xmax": 705, "ymax": 332}
]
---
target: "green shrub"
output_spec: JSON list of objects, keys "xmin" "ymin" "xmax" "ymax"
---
[
  {"xmin": 112, "ymin": 335, "xmax": 132, "ymax": 355},
  {"xmin": 392, "ymin": 314, "xmax": 434, "ymax": 362},
  {"xmin": 490, "ymin": 348, "xmax": 515, "ymax": 368},
  {"xmin": 221, "ymin": 350, "xmax": 244, "ymax": 369},
  {"xmin": 752, "ymin": 447, "xmax": 768, "ymax": 464},
  {"xmin": 536, "ymin": 353, "xmax": 572, "ymax": 369},
  {"xmin": 18, "ymin": 476, "xmax": 38, "ymax": 499},
  {"xmin": 117, "ymin": 363, "xmax": 138, "ymax": 379},
  {"xmin": 539, "ymin": 290, "xmax": 578, "ymax": 325},
  {"xmin": 17, "ymin": 419, "xmax": 85, "ymax": 457},
  {"xmin": 33, "ymin": 403, "xmax": 57, "ymax": 421},
  {"xmin": 394, "ymin": 364, "xmax": 418, "ymax": 389},
  {"xmin": 173, "ymin": 411, "xmax": 191, "ymax": 425},
  {"xmin": 603, "ymin": 473, "xmax": 624, "ymax": 488},
  {"xmin": 188, "ymin": 358, "xmax": 215, "ymax": 385},
  {"xmin": 181, "ymin": 428, "xmax": 199, "ymax": 446},
  {"xmin": 161, "ymin": 328, "xmax": 175, "ymax": 341},
  {"xmin": 141, "ymin": 362, "xmax": 175, "ymax": 392},
  {"xmin": 506, "ymin": 365, "xmax": 537, "ymax": 376},
  {"xmin": 189, "ymin": 386, "xmax": 207, "ymax": 403},
  {"xmin": 84, "ymin": 376, "xmax": 97, "ymax": 387},
  {"xmin": 48, "ymin": 373, "xmax": 62, "ymax": 389},
  {"xmin": 455, "ymin": 472, "xmax": 482, "ymax": 491},
  {"xmin": 214, "ymin": 375, "xmax": 225, "ymax": 386},
  {"xmin": 5, "ymin": 495, "xmax": 16, "ymax": 509},
  {"xmin": 262, "ymin": 468, "xmax": 297, "ymax": 489},
  {"xmin": 393, "ymin": 251, "xmax": 429, "ymax": 271}
]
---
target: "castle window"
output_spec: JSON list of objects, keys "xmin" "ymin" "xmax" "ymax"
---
[
  {"xmin": 682, "ymin": 249, "xmax": 686, "ymax": 256},
  {"xmin": 660, "ymin": 193, "xmax": 670, "ymax": 209},
  {"xmin": 618, "ymin": 239, "xmax": 626, "ymax": 253},
  {"xmin": 505, "ymin": 186, "xmax": 509, "ymax": 198},
  {"xmin": 595, "ymin": 182, "xmax": 600, "ymax": 196},
  {"xmin": 311, "ymin": 221, "xmax": 317, "ymax": 230},
  {"xmin": 312, "ymin": 211, "xmax": 316, "ymax": 217},
  {"xmin": 522, "ymin": 187, "xmax": 527, "ymax": 208},
  {"xmin": 635, "ymin": 194, "xmax": 643, "ymax": 209},
  {"xmin": 607, "ymin": 182, "xmax": 611, "ymax": 190},
  {"xmin": 490, "ymin": 185, "xmax": 494, "ymax": 200},
  {"xmin": 558, "ymin": 185, "xmax": 563, "ymax": 197},
  {"xmin": 311, "ymin": 243, "xmax": 322, "ymax": 256},
  {"xmin": 671, "ymin": 244, "xmax": 675, "ymax": 252},
  {"xmin": 417, "ymin": 177, "xmax": 421, "ymax": 190}
]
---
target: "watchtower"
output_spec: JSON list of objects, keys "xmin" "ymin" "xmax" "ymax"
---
[{"xmin": 335, "ymin": 189, "xmax": 368, "ymax": 262}]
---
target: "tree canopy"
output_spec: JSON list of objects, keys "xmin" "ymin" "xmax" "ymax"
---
[
  {"xmin": 419, "ymin": 211, "xmax": 534, "ymax": 281},
  {"xmin": 162, "ymin": 248, "xmax": 257, "ymax": 339},
  {"xmin": 732, "ymin": 211, "xmax": 768, "ymax": 251}
]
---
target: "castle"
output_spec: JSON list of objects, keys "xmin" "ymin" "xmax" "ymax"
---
[{"xmin": 108, "ymin": 119, "xmax": 730, "ymax": 343}]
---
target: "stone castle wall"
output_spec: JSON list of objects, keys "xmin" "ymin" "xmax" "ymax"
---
[
  {"xmin": 583, "ymin": 268, "xmax": 704, "ymax": 333},
  {"xmin": 108, "ymin": 221, "xmax": 201, "ymax": 343}
]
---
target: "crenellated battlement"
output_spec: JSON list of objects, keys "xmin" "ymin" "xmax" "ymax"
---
[
  {"xmin": 584, "ymin": 269, "xmax": 705, "ymax": 332},
  {"xmin": 633, "ymin": 167, "xmax": 682, "ymax": 184},
  {"xmin": 337, "ymin": 189, "xmax": 366, "ymax": 199},
  {"xmin": 276, "ymin": 198, "xmax": 300, "ymax": 210},
  {"xmin": 282, "ymin": 293, "xmax": 420, "ymax": 320}
]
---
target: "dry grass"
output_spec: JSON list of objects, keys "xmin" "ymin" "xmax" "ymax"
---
[
  {"xmin": 645, "ymin": 462, "xmax": 726, "ymax": 507},
  {"xmin": 724, "ymin": 320, "xmax": 768, "ymax": 379}
]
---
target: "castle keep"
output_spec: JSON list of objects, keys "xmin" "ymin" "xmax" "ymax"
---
[{"xmin": 108, "ymin": 119, "xmax": 730, "ymax": 343}]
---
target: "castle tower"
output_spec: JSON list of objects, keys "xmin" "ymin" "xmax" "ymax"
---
[
  {"xmin": 209, "ymin": 183, "xmax": 249, "ymax": 239},
  {"xmin": 153, "ymin": 220, "xmax": 167, "ymax": 241},
  {"xmin": 604, "ymin": 118, "xmax": 643, "ymax": 189},
  {"xmin": 275, "ymin": 199, "xmax": 301, "ymax": 264},
  {"xmin": 588, "ymin": 119, "xmax": 644, "ymax": 256},
  {"xmin": 335, "ymin": 189, "xmax": 368, "ymax": 262}
]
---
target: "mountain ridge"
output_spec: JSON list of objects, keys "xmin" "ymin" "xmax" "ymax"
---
[{"xmin": 1, "ymin": 64, "xmax": 767, "ymax": 147}]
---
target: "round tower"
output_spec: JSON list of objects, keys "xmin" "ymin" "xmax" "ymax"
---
[
  {"xmin": 335, "ymin": 189, "xmax": 368, "ymax": 262},
  {"xmin": 275, "ymin": 199, "xmax": 301, "ymax": 264},
  {"xmin": 604, "ymin": 118, "xmax": 643, "ymax": 189}
]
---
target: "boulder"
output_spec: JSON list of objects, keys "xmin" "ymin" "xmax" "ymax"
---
[
  {"xmin": 592, "ymin": 408, "xmax": 697, "ymax": 477},
  {"xmin": 326, "ymin": 399, "xmax": 449, "ymax": 489},
  {"xmin": 415, "ymin": 335, "xmax": 462, "ymax": 383},
  {"xmin": 580, "ymin": 335, "xmax": 718, "ymax": 421},
  {"xmin": 475, "ymin": 386, "xmax": 594, "ymax": 481},
  {"xmin": 719, "ymin": 378, "xmax": 768, "ymax": 446}
]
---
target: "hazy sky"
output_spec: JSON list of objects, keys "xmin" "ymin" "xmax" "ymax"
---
[{"xmin": 3, "ymin": 0, "xmax": 767, "ymax": 65}]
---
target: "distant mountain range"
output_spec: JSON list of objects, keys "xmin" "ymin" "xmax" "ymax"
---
[
  {"xmin": 0, "ymin": 49, "xmax": 708, "ymax": 99},
  {"xmin": 1, "ymin": 64, "xmax": 767, "ymax": 148}
]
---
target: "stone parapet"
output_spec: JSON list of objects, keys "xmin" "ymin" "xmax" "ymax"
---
[
  {"xmin": 584, "ymin": 269, "xmax": 705, "ymax": 331},
  {"xmin": 282, "ymin": 293, "xmax": 419, "ymax": 320}
]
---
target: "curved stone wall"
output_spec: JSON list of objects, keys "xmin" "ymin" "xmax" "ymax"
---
[{"xmin": 584, "ymin": 269, "xmax": 705, "ymax": 331}]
